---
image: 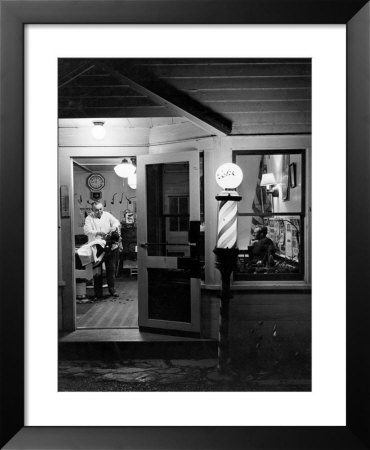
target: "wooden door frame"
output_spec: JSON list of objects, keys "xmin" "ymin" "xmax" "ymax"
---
[{"xmin": 58, "ymin": 147, "xmax": 147, "ymax": 331}]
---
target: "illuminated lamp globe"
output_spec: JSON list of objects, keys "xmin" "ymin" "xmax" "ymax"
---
[
  {"xmin": 91, "ymin": 121, "xmax": 106, "ymax": 140},
  {"xmin": 114, "ymin": 158, "xmax": 136, "ymax": 178},
  {"xmin": 215, "ymin": 163, "xmax": 243, "ymax": 190},
  {"xmin": 128, "ymin": 173, "xmax": 137, "ymax": 189}
]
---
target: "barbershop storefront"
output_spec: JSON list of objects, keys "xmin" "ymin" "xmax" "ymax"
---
[{"xmin": 58, "ymin": 58, "xmax": 311, "ymax": 364}]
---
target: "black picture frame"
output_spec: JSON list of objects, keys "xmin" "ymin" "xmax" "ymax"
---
[
  {"xmin": 1, "ymin": 1, "xmax": 369, "ymax": 449},
  {"xmin": 289, "ymin": 162, "xmax": 297, "ymax": 188},
  {"xmin": 282, "ymin": 154, "xmax": 290, "ymax": 201}
]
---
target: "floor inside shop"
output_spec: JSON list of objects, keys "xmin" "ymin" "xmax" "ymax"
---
[{"xmin": 76, "ymin": 272, "xmax": 138, "ymax": 329}]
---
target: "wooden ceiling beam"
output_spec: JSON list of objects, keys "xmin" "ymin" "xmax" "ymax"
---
[
  {"xmin": 58, "ymin": 61, "xmax": 97, "ymax": 89},
  {"xmin": 59, "ymin": 86, "xmax": 145, "ymax": 97},
  {"xmin": 59, "ymin": 97, "xmax": 157, "ymax": 108},
  {"xmin": 98, "ymin": 60, "xmax": 231, "ymax": 136},
  {"xmin": 111, "ymin": 57, "xmax": 312, "ymax": 66},
  {"xmin": 58, "ymin": 106, "xmax": 172, "ymax": 119},
  {"xmin": 146, "ymin": 63, "xmax": 311, "ymax": 78}
]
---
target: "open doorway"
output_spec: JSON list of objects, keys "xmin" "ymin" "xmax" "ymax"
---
[{"xmin": 73, "ymin": 157, "xmax": 138, "ymax": 329}]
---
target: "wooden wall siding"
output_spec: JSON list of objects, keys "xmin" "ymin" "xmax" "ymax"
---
[
  {"xmin": 59, "ymin": 117, "xmax": 188, "ymax": 128},
  {"xmin": 58, "ymin": 118, "xmax": 211, "ymax": 147},
  {"xmin": 201, "ymin": 291, "xmax": 311, "ymax": 367},
  {"xmin": 58, "ymin": 59, "xmax": 311, "ymax": 135},
  {"xmin": 149, "ymin": 121, "xmax": 211, "ymax": 145},
  {"xmin": 58, "ymin": 126, "xmax": 150, "ymax": 147}
]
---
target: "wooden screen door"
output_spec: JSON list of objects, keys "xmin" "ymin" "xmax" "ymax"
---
[{"xmin": 136, "ymin": 151, "xmax": 201, "ymax": 334}]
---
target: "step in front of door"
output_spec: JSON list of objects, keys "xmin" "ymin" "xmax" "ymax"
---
[{"xmin": 59, "ymin": 329, "xmax": 217, "ymax": 361}]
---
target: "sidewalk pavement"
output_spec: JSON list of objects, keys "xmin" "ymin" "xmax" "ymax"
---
[{"xmin": 59, "ymin": 358, "xmax": 311, "ymax": 392}]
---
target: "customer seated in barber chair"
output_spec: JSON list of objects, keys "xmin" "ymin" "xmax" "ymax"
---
[
  {"xmin": 83, "ymin": 201, "xmax": 121, "ymax": 300},
  {"xmin": 249, "ymin": 226, "xmax": 276, "ymax": 269}
]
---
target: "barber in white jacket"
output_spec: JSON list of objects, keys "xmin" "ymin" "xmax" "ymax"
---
[{"xmin": 84, "ymin": 201, "xmax": 121, "ymax": 300}]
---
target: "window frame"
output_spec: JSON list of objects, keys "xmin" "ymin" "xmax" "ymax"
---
[
  {"xmin": 232, "ymin": 149, "xmax": 306, "ymax": 282},
  {"xmin": 168, "ymin": 195, "xmax": 189, "ymax": 232}
]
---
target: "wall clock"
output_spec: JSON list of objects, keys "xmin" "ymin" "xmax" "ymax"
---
[{"xmin": 87, "ymin": 173, "xmax": 105, "ymax": 191}]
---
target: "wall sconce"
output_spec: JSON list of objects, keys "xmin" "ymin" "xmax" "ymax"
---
[
  {"xmin": 91, "ymin": 121, "xmax": 106, "ymax": 140},
  {"xmin": 260, "ymin": 173, "xmax": 279, "ymax": 197},
  {"xmin": 114, "ymin": 158, "xmax": 136, "ymax": 178}
]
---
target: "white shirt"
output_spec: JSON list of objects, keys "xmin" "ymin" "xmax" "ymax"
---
[{"xmin": 84, "ymin": 211, "xmax": 120, "ymax": 244}]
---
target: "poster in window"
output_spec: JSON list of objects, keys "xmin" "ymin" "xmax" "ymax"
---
[{"xmin": 285, "ymin": 222, "xmax": 293, "ymax": 259}]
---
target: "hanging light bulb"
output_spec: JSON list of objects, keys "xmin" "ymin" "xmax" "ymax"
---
[
  {"xmin": 91, "ymin": 121, "xmax": 106, "ymax": 140},
  {"xmin": 114, "ymin": 158, "xmax": 136, "ymax": 178},
  {"xmin": 128, "ymin": 172, "xmax": 137, "ymax": 189}
]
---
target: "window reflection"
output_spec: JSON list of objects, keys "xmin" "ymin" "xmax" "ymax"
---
[
  {"xmin": 233, "ymin": 150, "xmax": 305, "ymax": 281},
  {"xmin": 236, "ymin": 216, "xmax": 301, "ymax": 279}
]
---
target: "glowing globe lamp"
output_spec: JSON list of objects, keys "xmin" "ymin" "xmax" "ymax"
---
[
  {"xmin": 91, "ymin": 121, "xmax": 106, "ymax": 140},
  {"xmin": 114, "ymin": 158, "xmax": 136, "ymax": 178},
  {"xmin": 215, "ymin": 163, "xmax": 243, "ymax": 190}
]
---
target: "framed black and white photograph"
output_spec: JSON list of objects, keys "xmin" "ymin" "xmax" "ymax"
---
[
  {"xmin": 58, "ymin": 57, "xmax": 312, "ymax": 386},
  {"xmin": 1, "ymin": 1, "xmax": 370, "ymax": 449}
]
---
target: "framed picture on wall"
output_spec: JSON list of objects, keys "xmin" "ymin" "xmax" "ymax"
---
[
  {"xmin": 289, "ymin": 162, "xmax": 297, "ymax": 188},
  {"xmin": 1, "ymin": 2, "xmax": 370, "ymax": 450},
  {"xmin": 281, "ymin": 154, "xmax": 290, "ymax": 201},
  {"xmin": 90, "ymin": 191, "xmax": 103, "ymax": 200}
]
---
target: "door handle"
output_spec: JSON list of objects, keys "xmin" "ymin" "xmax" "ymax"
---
[
  {"xmin": 140, "ymin": 243, "xmax": 148, "ymax": 249},
  {"xmin": 188, "ymin": 221, "xmax": 201, "ymax": 257}
]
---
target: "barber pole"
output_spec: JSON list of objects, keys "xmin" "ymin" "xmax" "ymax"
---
[
  {"xmin": 216, "ymin": 192, "xmax": 239, "ymax": 249},
  {"xmin": 213, "ymin": 163, "xmax": 243, "ymax": 376},
  {"xmin": 214, "ymin": 191, "xmax": 241, "ymax": 374}
]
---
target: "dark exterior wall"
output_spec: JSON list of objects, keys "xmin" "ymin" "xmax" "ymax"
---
[{"xmin": 202, "ymin": 290, "xmax": 311, "ymax": 370}]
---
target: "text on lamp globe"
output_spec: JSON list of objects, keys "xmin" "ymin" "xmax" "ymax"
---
[
  {"xmin": 217, "ymin": 169, "xmax": 237, "ymax": 180},
  {"xmin": 215, "ymin": 163, "xmax": 243, "ymax": 189}
]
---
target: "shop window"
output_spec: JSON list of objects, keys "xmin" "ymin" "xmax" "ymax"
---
[{"xmin": 233, "ymin": 150, "xmax": 306, "ymax": 281}]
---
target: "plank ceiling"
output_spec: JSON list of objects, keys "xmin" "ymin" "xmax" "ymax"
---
[{"xmin": 59, "ymin": 58, "xmax": 311, "ymax": 136}]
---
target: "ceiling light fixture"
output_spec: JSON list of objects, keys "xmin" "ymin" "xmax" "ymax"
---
[
  {"xmin": 114, "ymin": 158, "xmax": 136, "ymax": 178},
  {"xmin": 91, "ymin": 121, "xmax": 106, "ymax": 140}
]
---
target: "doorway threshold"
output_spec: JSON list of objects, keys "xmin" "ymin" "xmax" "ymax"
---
[
  {"xmin": 59, "ymin": 328, "xmax": 211, "ymax": 343},
  {"xmin": 59, "ymin": 329, "xmax": 217, "ymax": 360}
]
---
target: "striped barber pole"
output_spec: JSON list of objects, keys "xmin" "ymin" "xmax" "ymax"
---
[
  {"xmin": 216, "ymin": 199, "xmax": 238, "ymax": 248},
  {"xmin": 214, "ymin": 189, "xmax": 242, "ymax": 375}
]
